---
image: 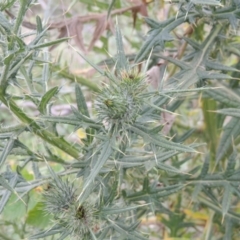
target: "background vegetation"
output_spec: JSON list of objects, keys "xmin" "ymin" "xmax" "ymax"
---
[{"xmin": 0, "ymin": 0, "xmax": 240, "ymax": 239}]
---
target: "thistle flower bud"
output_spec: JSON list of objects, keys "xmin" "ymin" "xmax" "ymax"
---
[
  {"xmin": 96, "ymin": 68, "xmax": 147, "ymax": 132},
  {"xmin": 43, "ymin": 180, "xmax": 75, "ymax": 215},
  {"xmin": 43, "ymin": 179, "xmax": 100, "ymax": 239}
]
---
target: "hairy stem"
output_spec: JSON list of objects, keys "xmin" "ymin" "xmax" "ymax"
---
[{"xmin": 0, "ymin": 88, "xmax": 80, "ymax": 159}]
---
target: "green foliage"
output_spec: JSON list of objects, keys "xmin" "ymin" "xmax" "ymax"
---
[{"xmin": 1, "ymin": 0, "xmax": 240, "ymax": 239}]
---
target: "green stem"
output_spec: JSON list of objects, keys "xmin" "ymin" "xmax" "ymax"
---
[
  {"xmin": 201, "ymin": 98, "xmax": 218, "ymax": 167},
  {"xmin": 51, "ymin": 65, "xmax": 100, "ymax": 93},
  {"xmin": 13, "ymin": 0, "xmax": 29, "ymax": 35},
  {"xmin": 0, "ymin": 64, "xmax": 10, "ymax": 91},
  {"xmin": 0, "ymin": 89, "xmax": 80, "ymax": 159}
]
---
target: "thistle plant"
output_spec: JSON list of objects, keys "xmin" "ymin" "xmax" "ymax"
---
[
  {"xmin": 1, "ymin": 1, "xmax": 240, "ymax": 239},
  {"xmin": 30, "ymin": 25, "xmax": 197, "ymax": 239}
]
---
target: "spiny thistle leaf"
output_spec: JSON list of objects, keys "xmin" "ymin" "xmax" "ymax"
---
[
  {"xmin": 0, "ymin": 136, "xmax": 15, "ymax": 170},
  {"xmin": 0, "ymin": 174, "xmax": 19, "ymax": 213},
  {"xmin": 38, "ymin": 86, "xmax": 60, "ymax": 114},
  {"xmin": 222, "ymin": 183, "xmax": 233, "ymax": 221},
  {"xmin": 115, "ymin": 21, "xmax": 129, "ymax": 74},
  {"xmin": 224, "ymin": 149, "xmax": 237, "ymax": 178},
  {"xmin": 29, "ymin": 37, "xmax": 69, "ymax": 49},
  {"xmin": 199, "ymin": 154, "xmax": 210, "ymax": 178},
  {"xmin": 75, "ymin": 83, "xmax": 90, "ymax": 117},
  {"xmin": 78, "ymin": 140, "xmax": 112, "ymax": 203},
  {"xmin": 216, "ymin": 108, "xmax": 240, "ymax": 118},
  {"xmin": 130, "ymin": 125, "xmax": 196, "ymax": 153},
  {"xmin": 216, "ymin": 118, "xmax": 240, "ymax": 163},
  {"xmin": 135, "ymin": 15, "xmax": 187, "ymax": 63}
]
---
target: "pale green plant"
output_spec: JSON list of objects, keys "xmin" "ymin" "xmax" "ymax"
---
[{"xmin": 0, "ymin": 0, "xmax": 240, "ymax": 239}]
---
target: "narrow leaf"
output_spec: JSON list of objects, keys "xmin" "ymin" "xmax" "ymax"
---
[
  {"xmin": 102, "ymin": 204, "xmax": 148, "ymax": 215},
  {"xmin": 107, "ymin": 0, "xmax": 117, "ymax": 18},
  {"xmin": 71, "ymin": 106, "xmax": 96, "ymax": 124},
  {"xmin": 7, "ymin": 52, "xmax": 33, "ymax": 78},
  {"xmin": 29, "ymin": 37, "xmax": 69, "ymax": 49},
  {"xmin": 199, "ymin": 154, "xmax": 210, "ymax": 178},
  {"xmin": 75, "ymin": 84, "xmax": 90, "ymax": 117},
  {"xmin": 204, "ymin": 86, "xmax": 240, "ymax": 107},
  {"xmin": 40, "ymin": 115, "xmax": 81, "ymax": 125},
  {"xmin": 77, "ymin": 140, "xmax": 112, "ymax": 203},
  {"xmin": 0, "ymin": 124, "xmax": 25, "ymax": 134},
  {"xmin": 0, "ymin": 174, "xmax": 18, "ymax": 213},
  {"xmin": 36, "ymin": 15, "xmax": 43, "ymax": 33},
  {"xmin": 131, "ymin": 125, "xmax": 196, "ymax": 153},
  {"xmin": 0, "ymin": 136, "xmax": 15, "ymax": 169},
  {"xmin": 216, "ymin": 108, "xmax": 240, "ymax": 118},
  {"xmin": 217, "ymin": 118, "xmax": 240, "ymax": 162},
  {"xmin": 199, "ymin": 72, "xmax": 234, "ymax": 80},
  {"xmin": 156, "ymin": 162, "xmax": 188, "ymax": 175},
  {"xmin": 69, "ymin": 45, "xmax": 104, "ymax": 75},
  {"xmin": 224, "ymin": 149, "xmax": 237, "ymax": 177},
  {"xmin": 145, "ymin": 17, "xmax": 161, "ymax": 28},
  {"xmin": 199, "ymin": 196, "xmax": 240, "ymax": 222},
  {"xmin": 42, "ymin": 51, "xmax": 50, "ymax": 90},
  {"xmin": 192, "ymin": 184, "xmax": 202, "ymax": 202},
  {"xmin": 135, "ymin": 15, "xmax": 186, "ymax": 63},
  {"xmin": 191, "ymin": 0, "xmax": 223, "ymax": 6},
  {"xmin": 38, "ymin": 86, "xmax": 59, "ymax": 114},
  {"xmin": 89, "ymin": 229, "xmax": 98, "ymax": 240},
  {"xmin": 222, "ymin": 183, "xmax": 232, "ymax": 221},
  {"xmin": 182, "ymin": 36, "xmax": 201, "ymax": 49},
  {"xmin": 156, "ymin": 184, "xmax": 185, "ymax": 198},
  {"xmin": 20, "ymin": 66, "xmax": 34, "ymax": 92},
  {"xmin": 0, "ymin": 11, "xmax": 12, "ymax": 31},
  {"xmin": 206, "ymin": 60, "xmax": 240, "ymax": 72},
  {"xmin": 58, "ymin": 231, "xmax": 71, "ymax": 240},
  {"xmin": 224, "ymin": 217, "xmax": 233, "ymax": 240},
  {"xmin": 155, "ymin": 54, "xmax": 189, "ymax": 69},
  {"xmin": 29, "ymin": 225, "xmax": 63, "ymax": 239},
  {"xmin": 0, "ymin": 175, "xmax": 19, "ymax": 195},
  {"xmin": 115, "ymin": 21, "xmax": 129, "ymax": 73},
  {"xmin": 108, "ymin": 219, "xmax": 147, "ymax": 240},
  {"xmin": 43, "ymin": 157, "xmax": 64, "ymax": 190}
]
